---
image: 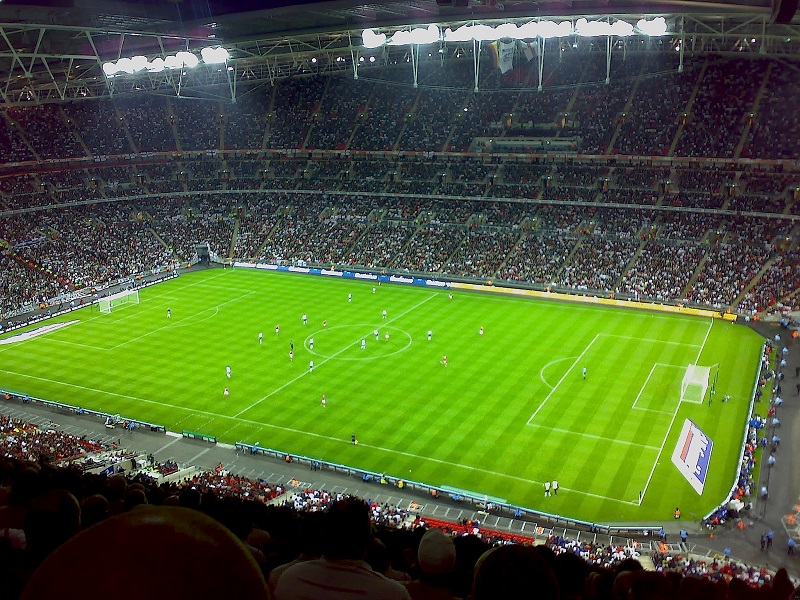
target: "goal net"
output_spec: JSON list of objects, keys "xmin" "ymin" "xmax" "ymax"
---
[
  {"xmin": 680, "ymin": 364, "xmax": 712, "ymax": 404},
  {"xmin": 98, "ymin": 289, "xmax": 140, "ymax": 314}
]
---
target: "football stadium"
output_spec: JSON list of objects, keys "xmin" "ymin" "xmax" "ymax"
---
[{"xmin": 0, "ymin": 0, "xmax": 798, "ymax": 597}]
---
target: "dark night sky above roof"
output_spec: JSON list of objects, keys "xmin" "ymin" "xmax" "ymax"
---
[{"xmin": 0, "ymin": 0, "xmax": 776, "ymax": 39}]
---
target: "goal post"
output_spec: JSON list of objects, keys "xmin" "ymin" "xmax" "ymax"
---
[
  {"xmin": 98, "ymin": 289, "xmax": 140, "ymax": 314},
  {"xmin": 680, "ymin": 364, "xmax": 712, "ymax": 404}
]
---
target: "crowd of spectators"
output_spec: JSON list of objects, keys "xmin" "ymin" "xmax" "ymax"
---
[
  {"xmin": 675, "ymin": 59, "xmax": 768, "ymax": 158},
  {"xmin": 618, "ymin": 241, "xmax": 706, "ymax": 301},
  {"xmin": 0, "ymin": 416, "xmax": 105, "ymax": 464},
  {"xmin": 614, "ymin": 60, "xmax": 697, "ymax": 156},
  {"xmin": 0, "ymin": 51, "xmax": 796, "ymax": 317},
  {"xmin": 0, "ymin": 428, "xmax": 796, "ymax": 599},
  {"xmin": 0, "ymin": 180, "xmax": 795, "ymax": 315},
  {"xmin": 497, "ymin": 233, "xmax": 575, "ymax": 284},
  {"xmin": 744, "ymin": 65, "xmax": 800, "ymax": 160},
  {"xmin": 738, "ymin": 248, "xmax": 800, "ymax": 315},
  {"xmin": 558, "ymin": 237, "xmax": 639, "ymax": 291},
  {"xmin": 687, "ymin": 239, "xmax": 772, "ymax": 309},
  {"xmin": 1, "ymin": 55, "xmax": 800, "ymax": 164}
]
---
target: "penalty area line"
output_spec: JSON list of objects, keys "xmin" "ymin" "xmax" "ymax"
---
[
  {"xmin": 638, "ymin": 319, "xmax": 714, "ymax": 504},
  {"xmin": 539, "ymin": 356, "xmax": 576, "ymax": 391},
  {"xmin": 527, "ymin": 334, "xmax": 599, "ymax": 425}
]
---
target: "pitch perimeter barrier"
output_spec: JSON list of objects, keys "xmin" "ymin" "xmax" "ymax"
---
[
  {"xmin": 182, "ymin": 430, "xmax": 217, "ymax": 444},
  {"xmin": 702, "ymin": 340, "xmax": 767, "ymax": 521},
  {"xmin": 235, "ymin": 442, "xmax": 661, "ymax": 538},
  {"xmin": 0, "ymin": 390, "xmax": 166, "ymax": 433},
  {"xmin": 232, "ymin": 261, "xmax": 736, "ymax": 321}
]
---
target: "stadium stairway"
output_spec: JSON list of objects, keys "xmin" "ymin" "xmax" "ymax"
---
[
  {"xmin": 679, "ymin": 246, "xmax": 711, "ymax": 300},
  {"xmin": 252, "ymin": 218, "xmax": 283, "ymax": 260},
  {"xmin": 228, "ymin": 217, "xmax": 241, "ymax": 261},
  {"xmin": 557, "ymin": 64, "xmax": 587, "ymax": 135},
  {"xmin": 638, "ymin": 554, "xmax": 657, "ymax": 571},
  {"xmin": 732, "ymin": 253, "xmax": 783, "ymax": 311},
  {"xmin": 2, "ymin": 111, "xmax": 40, "ymax": 162},
  {"xmin": 165, "ymin": 99, "xmax": 182, "ymax": 152},
  {"xmin": 667, "ymin": 58, "xmax": 709, "ymax": 157},
  {"xmin": 604, "ymin": 60, "xmax": 647, "ymax": 155},
  {"xmin": 733, "ymin": 63, "xmax": 774, "ymax": 160},
  {"xmin": 613, "ymin": 235, "xmax": 650, "ymax": 291},
  {"xmin": 554, "ymin": 236, "xmax": 585, "ymax": 281},
  {"xmin": 493, "ymin": 231, "xmax": 526, "ymax": 278},
  {"xmin": 259, "ymin": 85, "xmax": 278, "ymax": 151},
  {"xmin": 59, "ymin": 106, "xmax": 92, "ymax": 160},
  {"xmin": 114, "ymin": 103, "xmax": 140, "ymax": 154},
  {"xmin": 147, "ymin": 227, "xmax": 173, "ymax": 258}
]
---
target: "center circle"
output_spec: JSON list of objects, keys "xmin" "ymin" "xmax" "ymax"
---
[{"xmin": 304, "ymin": 324, "xmax": 413, "ymax": 361}]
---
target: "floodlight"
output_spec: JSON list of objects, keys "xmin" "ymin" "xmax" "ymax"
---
[
  {"xmin": 539, "ymin": 20, "xmax": 572, "ymax": 38},
  {"xmin": 443, "ymin": 25, "xmax": 471, "ymax": 42},
  {"xmin": 577, "ymin": 18, "xmax": 617, "ymax": 37},
  {"xmin": 362, "ymin": 28, "xmax": 387, "ymax": 49},
  {"xmin": 176, "ymin": 51, "xmax": 199, "ymax": 68},
  {"xmin": 388, "ymin": 24, "xmax": 440, "ymax": 46},
  {"xmin": 495, "ymin": 23, "xmax": 519, "ymax": 38},
  {"xmin": 516, "ymin": 22, "xmax": 540, "ymax": 39},
  {"xmin": 117, "ymin": 57, "xmax": 136, "ymax": 74},
  {"xmin": 636, "ymin": 17, "xmax": 668, "ymax": 36},
  {"xmin": 129, "ymin": 55, "xmax": 148, "ymax": 70},
  {"xmin": 147, "ymin": 58, "xmax": 165, "ymax": 72},
  {"xmin": 471, "ymin": 24, "xmax": 502, "ymax": 41},
  {"xmin": 611, "ymin": 21, "xmax": 635, "ymax": 36},
  {"xmin": 201, "ymin": 46, "xmax": 229, "ymax": 64}
]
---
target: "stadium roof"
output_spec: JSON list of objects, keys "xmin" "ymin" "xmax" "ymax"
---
[{"xmin": 0, "ymin": 0, "xmax": 797, "ymax": 104}]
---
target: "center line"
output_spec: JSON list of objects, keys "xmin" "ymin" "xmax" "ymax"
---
[{"xmin": 232, "ymin": 292, "xmax": 438, "ymax": 418}]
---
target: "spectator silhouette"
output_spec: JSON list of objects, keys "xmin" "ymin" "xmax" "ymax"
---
[
  {"xmin": 404, "ymin": 528, "xmax": 461, "ymax": 599},
  {"xmin": 21, "ymin": 506, "xmax": 269, "ymax": 600},
  {"xmin": 275, "ymin": 496, "xmax": 411, "ymax": 599},
  {"xmin": 471, "ymin": 543, "xmax": 559, "ymax": 599},
  {"xmin": 268, "ymin": 510, "xmax": 326, "ymax": 597}
]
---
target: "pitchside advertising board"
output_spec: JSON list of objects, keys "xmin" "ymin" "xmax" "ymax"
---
[
  {"xmin": 671, "ymin": 418, "xmax": 713, "ymax": 495},
  {"xmin": 232, "ymin": 262, "xmax": 450, "ymax": 288}
]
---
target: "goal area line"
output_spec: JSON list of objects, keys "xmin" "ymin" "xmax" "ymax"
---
[{"xmin": 525, "ymin": 329, "xmax": 708, "ymax": 504}]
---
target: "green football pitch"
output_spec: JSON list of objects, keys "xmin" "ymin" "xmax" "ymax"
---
[{"xmin": 0, "ymin": 268, "xmax": 763, "ymax": 523}]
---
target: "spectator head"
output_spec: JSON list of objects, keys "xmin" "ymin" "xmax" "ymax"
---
[
  {"xmin": 555, "ymin": 551, "xmax": 590, "ymax": 598},
  {"xmin": 9, "ymin": 466, "xmax": 42, "ymax": 506},
  {"xmin": 612, "ymin": 569, "xmax": 677, "ymax": 599},
  {"xmin": 321, "ymin": 497, "xmax": 372, "ymax": 560},
  {"xmin": 23, "ymin": 489, "xmax": 81, "ymax": 564},
  {"xmin": 103, "ymin": 474, "xmax": 127, "ymax": 502},
  {"xmin": 297, "ymin": 510, "xmax": 326, "ymax": 558},
  {"xmin": 80, "ymin": 494, "xmax": 109, "ymax": 529},
  {"xmin": 21, "ymin": 506, "xmax": 269, "ymax": 600},
  {"xmin": 365, "ymin": 537, "xmax": 391, "ymax": 575},
  {"xmin": 123, "ymin": 487, "xmax": 148, "ymax": 512},
  {"xmin": 417, "ymin": 528, "xmax": 457, "ymax": 576},
  {"xmin": 472, "ymin": 544, "xmax": 560, "ymax": 600},
  {"xmin": 179, "ymin": 486, "xmax": 201, "ymax": 510}
]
